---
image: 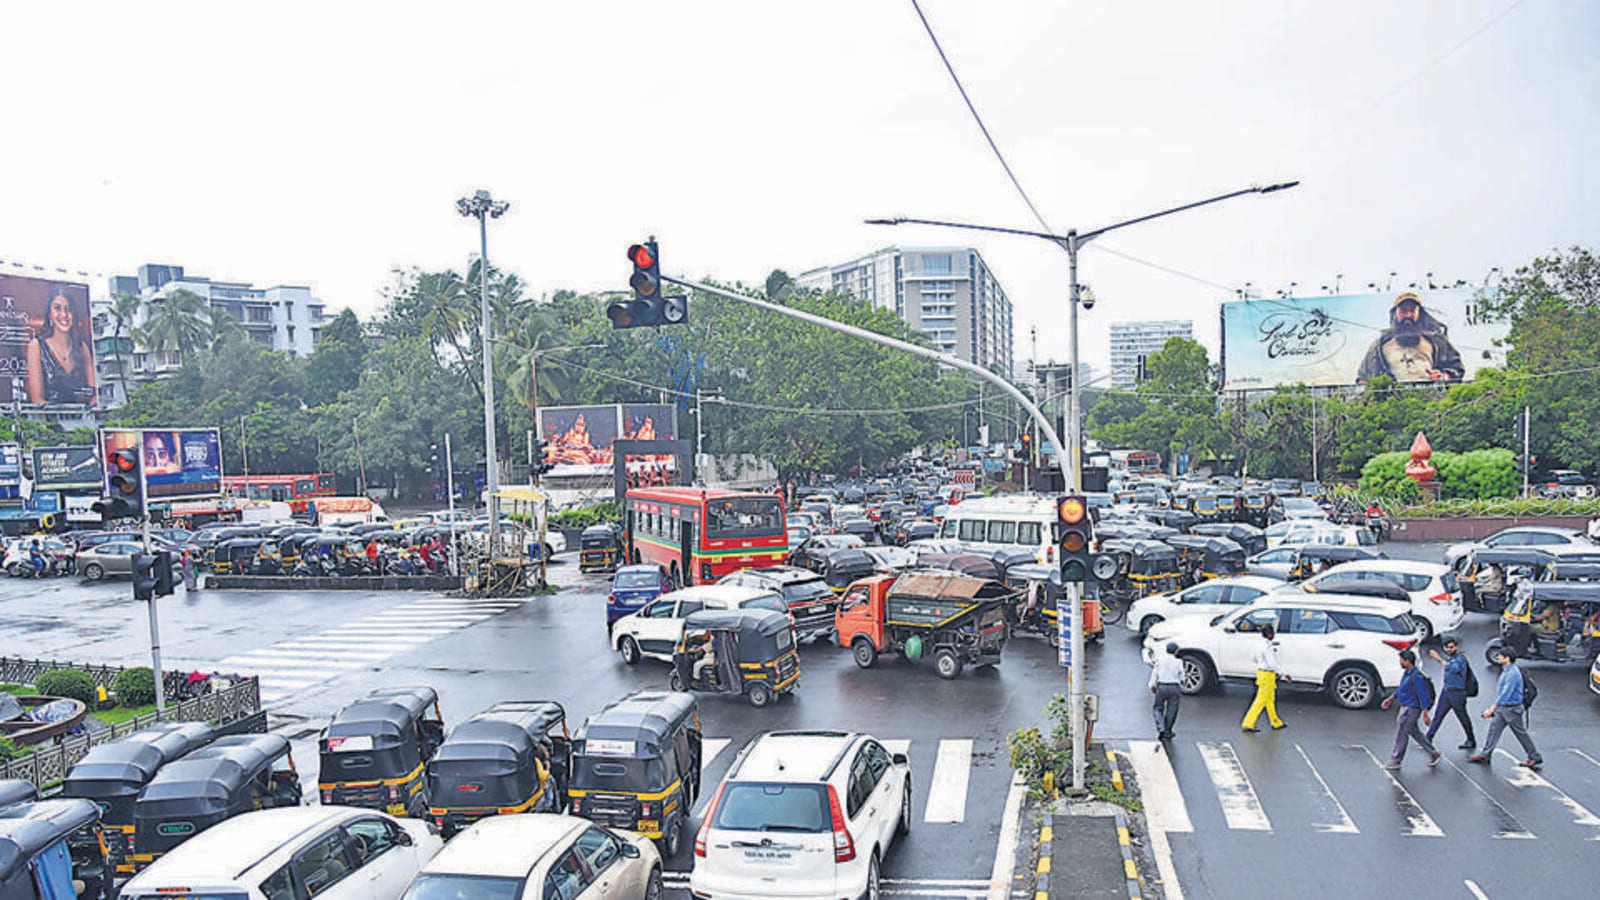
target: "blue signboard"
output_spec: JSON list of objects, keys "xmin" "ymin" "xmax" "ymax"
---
[
  {"xmin": 1056, "ymin": 595, "xmax": 1071, "ymax": 667},
  {"xmin": 26, "ymin": 493, "xmax": 61, "ymax": 513}
]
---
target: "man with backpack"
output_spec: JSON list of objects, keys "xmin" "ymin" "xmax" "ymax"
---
[
  {"xmin": 1427, "ymin": 637, "xmax": 1478, "ymax": 749},
  {"xmin": 1380, "ymin": 649, "xmax": 1441, "ymax": 769},
  {"xmin": 1469, "ymin": 647, "xmax": 1543, "ymax": 768}
]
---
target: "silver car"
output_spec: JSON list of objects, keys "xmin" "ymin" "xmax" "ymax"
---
[{"xmin": 77, "ymin": 539, "xmax": 144, "ymax": 581}]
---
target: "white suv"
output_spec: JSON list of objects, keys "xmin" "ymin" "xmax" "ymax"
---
[
  {"xmin": 612, "ymin": 585, "xmax": 788, "ymax": 664},
  {"xmin": 1144, "ymin": 594, "xmax": 1423, "ymax": 709},
  {"xmin": 1290, "ymin": 559, "xmax": 1463, "ymax": 641},
  {"xmin": 690, "ymin": 731, "xmax": 912, "ymax": 900}
]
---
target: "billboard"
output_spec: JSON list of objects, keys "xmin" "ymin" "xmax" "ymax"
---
[
  {"xmin": 0, "ymin": 274, "xmax": 97, "ymax": 406},
  {"xmin": 31, "ymin": 445, "xmax": 100, "ymax": 491},
  {"xmin": 1220, "ymin": 288, "xmax": 1508, "ymax": 390},
  {"xmin": 100, "ymin": 428, "xmax": 224, "ymax": 501},
  {"xmin": 0, "ymin": 444, "xmax": 19, "ymax": 495},
  {"xmin": 537, "ymin": 404, "xmax": 680, "ymax": 477}
]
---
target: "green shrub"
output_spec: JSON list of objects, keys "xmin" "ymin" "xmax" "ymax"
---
[
  {"xmin": 549, "ymin": 501, "xmax": 620, "ymax": 530},
  {"xmin": 113, "ymin": 667, "xmax": 157, "ymax": 707},
  {"xmin": 0, "ymin": 736, "xmax": 20, "ymax": 762},
  {"xmin": 1358, "ymin": 452, "xmax": 1420, "ymax": 502},
  {"xmin": 35, "ymin": 668, "xmax": 96, "ymax": 705}
]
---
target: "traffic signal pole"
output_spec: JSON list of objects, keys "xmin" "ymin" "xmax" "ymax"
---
[
  {"xmin": 1522, "ymin": 405, "xmax": 1531, "ymax": 499},
  {"xmin": 141, "ymin": 517, "xmax": 166, "ymax": 712}
]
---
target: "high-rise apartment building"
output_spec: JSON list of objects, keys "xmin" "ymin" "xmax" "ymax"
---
[
  {"xmin": 1108, "ymin": 320, "xmax": 1193, "ymax": 390},
  {"xmin": 796, "ymin": 247, "xmax": 1013, "ymax": 373},
  {"xmin": 92, "ymin": 263, "xmax": 327, "ymax": 407}
]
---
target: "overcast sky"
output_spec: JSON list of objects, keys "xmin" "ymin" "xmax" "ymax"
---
[{"xmin": 2, "ymin": 0, "xmax": 1594, "ymax": 372}]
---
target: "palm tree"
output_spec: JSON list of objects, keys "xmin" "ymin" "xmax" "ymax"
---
[
  {"xmin": 107, "ymin": 291, "xmax": 142, "ymax": 403},
  {"xmin": 204, "ymin": 305, "xmax": 246, "ymax": 353},
  {"xmin": 133, "ymin": 288, "xmax": 210, "ymax": 366}
]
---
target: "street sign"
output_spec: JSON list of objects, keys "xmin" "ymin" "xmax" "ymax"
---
[{"xmin": 1056, "ymin": 595, "xmax": 1071, "ymax": 667}]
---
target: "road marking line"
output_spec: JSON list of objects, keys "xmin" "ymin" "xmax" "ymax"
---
[
  {"xmin": 1344, "ymin": 745, "xmax": 1443, "ymax": 837},
  {"xmin": 1569, "ymin": 748, "xmax": 1600, "ymax": 770},
  {"xmin": 276, "ymin": 635, "xmax": 435, "ymax": 646},
  {"xmin": 1294, "ymin": 744, "xmax": 1358, "ymax": 834},
  {"xmin": 1440, "ymin": 757, "xmax": 1534, "ymax": 839},
  {"xmin": 238, "ymin": 647, "xmax": 393, "ymax": 661},
  {"xmin": 1126, "ymin": 740, "xmax": 1188, "ymax": 900},
  {"xmin": 1464, "ymin": 880, "xmax": 1490, "ymax": 900},
  {"xmin": 1197, "ymin": 741, "xmax": 1270, "ymax": 831},
  {"xmin": 923, "ymin": 739, "xmax": 971, "ymax": 823},
  {"xmin": 311, "ymin": 626, "xmax": 459, "ymax": 636},
  {"xmin": 365, "ymin": 614, "xmax": 492, "ymax": 623},
  {"xmin": 220, "ymin": 658, "xmax": 362, "ymax": 673},
  {"xmin": 1496, "ymin": 749, "xmax": 1600, "ymax": 838},
  {"xmin": 986, "ymin": 770, "xmax": 1027, "ymax": 900},
  {"xmin": 701, "ymin": 738, "xmax": 730, "ymax": 776}
]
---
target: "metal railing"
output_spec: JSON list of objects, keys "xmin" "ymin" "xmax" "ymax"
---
[{"xmin": 0, "ymin": 657, "xmax": 261, "ymax": 789}]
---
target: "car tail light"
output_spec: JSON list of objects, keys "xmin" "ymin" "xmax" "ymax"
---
[
  {"xmin": 608, "ymin": 594, "xmax": 617, "ymax": 606},
  {"xmin": 695, "ymin": 782, "xmax": 727, "ymax": 857},
  {"xmin": 1429, "ymin": 592, "xmax": 1452, "ymax": 605},
  {"xmin": 1383, "ymin": 639, "xmax": 1417, "ymax": 651},
  {"xmin": 826, "ymin": 784, "xmax": 856, "ymax": 862}
]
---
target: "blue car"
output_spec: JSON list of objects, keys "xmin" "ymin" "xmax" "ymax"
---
[{"xmin": 608, "ymin": 564, "xmax": 669, "ymax": 631}]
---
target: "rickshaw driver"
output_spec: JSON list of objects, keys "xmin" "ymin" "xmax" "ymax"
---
[
  {"xmin": 690, "ymin": 632, "xmax": 717, "ymax": 685},
  {"xmin": 1478, "ymin": 563, "xmax": 1505, "ymax": 598}
]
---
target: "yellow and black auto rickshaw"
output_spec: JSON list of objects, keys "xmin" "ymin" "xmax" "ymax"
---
[
  {"xmin": 1001, "ymin": 561, "xmax": 1106, "ymax": 644},
  {"xmin": 0, "ymin": 798, "xmax": 113, "ymax": 900},
  {"xmin": 668, "ymin": 608, "xmax": 800, "ymax": 707},
  {"xmin": 579, "ymin": 524, "xmax": 625, "ymax": 573},
  {"xmin": 318, "ymin": 686, "xmax": 444, "ymax": 818},
  {"xmin": 568, "ymin": 691, "xmax": 702, "ymax": 858},
  {"xmin": 131, "ymin": 734, "xmax": 300, "ymax": 871},
  {"xmin": 1456, "ymin": 548, "xmax": 1555, "ymax": 612},
  {"xmin": 1287, "ymin": 544, "xmax": 1385, "ymax": 582},
  {"xmin": 1486, "ymin": 581, "xmax": 1600, "ymax": 667},
  {"xmin": 426, "ymin": 700, "xmax": 570, "ymax": 837}
]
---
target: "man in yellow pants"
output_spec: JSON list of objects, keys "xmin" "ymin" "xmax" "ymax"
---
[{"xmin": 1242, "ymin": 624, "xmax": 1288, "ymax": 732}]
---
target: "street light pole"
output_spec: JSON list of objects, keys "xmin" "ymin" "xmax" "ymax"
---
[
  {"xmin": 457, "ymin": 189, "xmax": 510, "ymax": 563},
  {"xmin": 868, "ymin": 179, "xmax": 1298, "ymax": 792}
]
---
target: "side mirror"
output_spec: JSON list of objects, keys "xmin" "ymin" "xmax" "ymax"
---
[
  {"xmin": 397, "ymin": 831, "xmax": 415, "ymax": 847},
  {"xmin": 892, "ymin": 752, "xmax": 909, "ymax": 766},
  {"xmin": 618, "ymin": 841, "xmax": 641, "ymax": 859}
]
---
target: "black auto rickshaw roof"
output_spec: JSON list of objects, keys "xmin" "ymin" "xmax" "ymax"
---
[
  {"xmin": 1518, "ymin": 582, "xmax": 1600, "ymax": 603},
  {"xmin": 683, "ymin": 607, "xmax": 793, "ymax": 640},
  {"xmin": 1470, "ymin": 547, "xmax": 1557, "ymax": 566},
  {"xmin": 581, "ymin": 523, "xmax": 622, "ymax": 538},
  {"xmin": 434, "ymin": 701, "xmax": 566, "ymax": 764},
  {"xmin": 1005, "ymin": 562, "xmax": 1061, "ymax": 590},
  {"xmin": 137, "ymin": 758, "xmax": 251, "ymax": 813},
  {"xmin": 216, "ymin": 537, "xmax": 267, "ymax": 551},
  {"xmin": 63, "ymin": 742, "xmax": 167, "ymax": 791},
  {"xmin": 0, "ymin": 799, "xmax": 102, "ymax": 881},
  {"xmin": 1192, "ymin": 523, "xmax": 1264, "ymax": 542},
  {"xmin": 915, "ymin": 553, "xmax": 1001, "ymax": 580},
  {"xmin": 0, "ymin": 780, "xmax": 36, "ymax": 810},
  {"xmin": 326, "ymin": 687, "xmax": 438, "ymax": 741},
  {"xmin": 1294, "ymin": 543, "xmax": 1386, "ymax": 562},
  {"xmin": 576, "ymin": 691, "xmax": 697, "ymax": 757},
  {"xmin": 818, "ymin": 548, "xmax": 876, "ymax": 570},
  {"xmin": 1544, "ymin": 561, "xmax": 1600, "ymax": 581},
  {"xmin": 123, "ymin": 722, "xmax": 217, "ymax": 761},
  {"xmin": 179, "ymin": 733, "xmax": 290, "ymax": 777}
]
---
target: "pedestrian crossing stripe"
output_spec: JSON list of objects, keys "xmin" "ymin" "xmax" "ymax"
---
[{"xmin": 1131, "ymin": 739, "xmax": 1600, "ymax": 841}]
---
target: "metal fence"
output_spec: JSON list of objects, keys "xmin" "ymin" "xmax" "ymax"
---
[{"xmin": 0, "ymin": 656, "xmax": 262, "ymax": 789}]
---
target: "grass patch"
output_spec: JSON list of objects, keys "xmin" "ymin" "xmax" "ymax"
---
[
  {"xmin": 0, "ymin": 684, "xmax": 29, "ymax": 696},
  {"xmin": 91, "ymin": 704, "xmax": 160, "ymax": 726}
]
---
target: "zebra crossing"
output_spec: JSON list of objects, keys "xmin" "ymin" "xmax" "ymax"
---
[
  {"xmin": 208, "ymin": 595, "xmax": 528, "ymax": 703},
  {"xmin": 1129, "ymin": 738, "xmax": 1600, "ymax": 842},
  {"xmin": 694, "ymin": 736, "xmax": 978, "ymax": 825}
]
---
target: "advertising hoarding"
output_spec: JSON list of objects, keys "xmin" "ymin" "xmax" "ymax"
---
[
  {"xmin": 100, "ymin": 428, "xmax": 224, "ymax": 501},
  {"xmin": 0, "ymin": 444, "xmax": 19, "ymax": 499},
  {"xmin": 0, "ymin": 274, "xmax": 97, "ymax": 406},
  {"xmin": 1220, "ymin": 288, "xmax": 1507, "ymax": 390},
  {"xmin": 537, "ymin": 403, "xmax": 682, "ymax": 478},
  {"xmin": 31, "ymin": 445, "xmax": 100, "ymax": 491}
]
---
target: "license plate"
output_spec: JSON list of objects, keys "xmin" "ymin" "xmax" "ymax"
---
[
  {"xmin": 741, "ymin": 848, "xmax": 798, "ymax": 864},
  {"xmin": 636, "ymin": 819, "xmax": 657, "ymax": 831}
]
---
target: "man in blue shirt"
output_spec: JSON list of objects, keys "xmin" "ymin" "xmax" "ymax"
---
[
  {"xmin": 1380, "ymin": 649, "xmax": 1440, "ymax": 769},
  {"xmin": 1468, "ymin": 648, "xmax": 1542, "ymax": 768},
  {"xmin": 1427, "ymin": 637, "xmax": 1477, "ymax": 749}
]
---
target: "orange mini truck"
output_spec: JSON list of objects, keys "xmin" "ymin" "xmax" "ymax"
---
[{"xmin": 835, "ymin": 571, "xmax": 1010, "ymax": 679}]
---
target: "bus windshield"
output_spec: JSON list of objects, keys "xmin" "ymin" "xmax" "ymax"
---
[{"xmin": 706, "ymin": 497, "xmax": 784, "ymax": 540}]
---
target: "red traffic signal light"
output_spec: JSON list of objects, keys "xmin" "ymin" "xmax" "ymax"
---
[
  {"xmin": 628, "ymin": 242, "xmax": 661, "ymax": 299},
  {"xmin": 112, "ymin": 448, "xmax": 137, "ymax": 473},
  {"xmin": 628, "ymin": 243, "xmax": 656, "ymax": 270}
]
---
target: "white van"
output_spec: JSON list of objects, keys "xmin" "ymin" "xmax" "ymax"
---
[
  {"xmin": 119, "ymin": 806, "xmax": 441, "ymax": 900},
  {"xmin": 937, "ymin": 494, "xmax": 1058, "ymax": 564}
]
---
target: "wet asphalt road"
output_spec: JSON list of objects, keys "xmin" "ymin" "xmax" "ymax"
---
[{"xmin": 5, "ymin": 540, "xmax": 1596, "ymax": 899}]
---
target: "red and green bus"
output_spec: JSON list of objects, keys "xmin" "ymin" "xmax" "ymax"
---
[{"xmin": 624, "ymin": 487, "xmax": 788, "ymax": 587}]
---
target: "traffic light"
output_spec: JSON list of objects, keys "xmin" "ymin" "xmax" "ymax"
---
[
  {"xmin": 607, "ymin": 240, "xmax": 687, "ymax": 328},
  {"xmin": 1514, "ymin": 454, "xmax": 1538, "ymax": 474},
  {"xmin": 1513, "ymin": 414, "xmax": 1525, "ymax": 443},
  {"xmin": 1057, "ymin": 494, "xmax": 1093, "ymax": 583},
  {"xmin": 132, "ymin": 553, "xmax": 156, "ymax": 602},
  {"xmin": 153, "ymin": 550, "xmax": 176, "ymax": 597},
  {"xmin": 532, "ymin": 439, "xmax": 555, "ymax": 480},
  {"xmin": 93, "ymin": 446, "xmax": 144, "ymax": 521},
  {"xmin": 1019, "ymin": 432, "xmax": 1032, "ymax": 460}
]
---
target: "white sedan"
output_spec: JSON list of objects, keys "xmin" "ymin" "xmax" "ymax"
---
[{"xmin": 1126, "ymin": 575, "xmax": 1283, "ymax": 637}]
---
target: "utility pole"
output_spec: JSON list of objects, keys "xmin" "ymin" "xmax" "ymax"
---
[
  {"xmin": 1522, "ymin": 405, "xmax": 1531, "ymax": 499},
  {"xmin": 445, "ymin": 434, "xmax": 458, "ymax": 576},
  {"xmin": 240, "ymin": 415, "xmax": 249, "ymax": 477},
  {"xmin": 353, "ymin": 417, "xmax": 367, "ymax": 497},
  {"xmin": 457, "ymin": 189, "xmax": 510, "ymax": 561}
]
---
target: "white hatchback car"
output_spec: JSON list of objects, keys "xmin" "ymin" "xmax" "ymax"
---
[
  {"xmin": 400, "ymin": 814, "xmax": 661, "ymax": 900},
  {"xmin": 612, "ymin": 584, "xmax": 788, "ymax": 664},
  {"xmin": 1144, "ymin": 594, "xmax": 1424, "ymax": 709},
  {"xmin": 1126, "ymin": 575, "xmax": 1283, "ymax": 636},
  {"xmin": 691, "ymin": 731, "xmax": 912, "ymax": 900},
  {"xmin": 1290, "ymin": 559, "xmax": 1464, "ymax": 641},
  {"xmin": 120, "ymin": 806, "xmax": 441, "ymax": 900}
]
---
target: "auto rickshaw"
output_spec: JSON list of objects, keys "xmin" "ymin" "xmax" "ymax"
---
[
  {"xmin": 916, "ymin": 552, "xmax": 1002, "ymax": 580},
  {"xmin": 668, "ymin": 608, "xmax": 800, "ymax": 707},
  {"xmin": 318, "ymin": 686, "xmax": 445, "ymax": 817},
  {"xmin": 1110, "ymin": 539, "xmax": 1183, "ymax": 598},
  {"xmin": 426, "ymin": 700, "xmax": 571, "ymax": 838},
  {"xmin": 839, "ymin": 519, "xmax": 880, "ymax": 545},
  {"xmin": 0, "ymin": 799, "xmax": 112, "ymax": 900},
  {"xmin": 808, "ymin": 547, "xmax": 879, "ymax": 593},
  {"xmin": 0, "ymin": 780, "xmax": 36, "ymax": 809},
  {"xmin": 210, "ymin": 537, "xmax": 266, "ymax": 575},
  {"xmin": 1239, "ymin": 492, "xmax": 1273, "ymax": 528},
  {"xmin": 1287, "ymin": 544, "xmax": 1386, "ymax": 581},
  {"xmin": 1001, "ymin": 562, "xmax": 1105, "ymax": 645},
  {"xmin": 130, "ymin": 734, "xmax": 300, "ymax": 871},
  {"xmin": 304, "ymin": 535, "xmax": 374, "ymax": 576},
  {"xmin": 1169, "ymin": 535, "xmax": 1248, "ymax": 581},
  {"xmin": 1456, "ymin": 548, "xmax": 1555, "ymax": 612},
  {"xmin": 1542, "ymin": 560, "xmax": 1600, "ymax": 583},
  {"xmin": 59, "ymin": 722, "xmax": 215, "ymax": 875},
  {"xmin": 579, "ymin": 523, "xmax": 625, "ymax": 572},
  {"xmin": 568, "ymin": 691, "xmax": 701, "ymax": 857},
  {"xmin": 1146, "ymin": 509, "xmax": 1197, "ymax": 532},
  {"xmin": 1185, "ymin": 493, "xmax": 1224, "ymax": 523},
  {"xmin": 1190, "ymin": 522, "xmax": 1267, "ymax": 556},
  {"xmin": 1486, "ymin": 581, "xmax": 1600, "ymax": 666}
]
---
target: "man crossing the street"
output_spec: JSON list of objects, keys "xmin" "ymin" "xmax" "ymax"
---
[
  {"xmin": 1241, "ymin": 625, "xmax": 1287, "ymax": 732},
  {"xmin": 1149, "ymin": 641, "xmax": 1184, "ymax": 741},
  {"xmin": 1381, "ymin": 649, "xmax": 1441, "ymax": 768},
  {"xmin": 1427, "ymin": 637, "xmax": 1476, "ymax": 749},
  {"xmin": 1469, "ymin": 648, "xmax": 1543, "ymax": 768}
]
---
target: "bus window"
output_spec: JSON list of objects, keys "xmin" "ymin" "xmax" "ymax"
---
[
  {"xmin": 987, "ymin": 520, "xmax": 1016, "ymax": 544},
  {"xmin": 957, "ymin": 520, "xmax": 985, "ymax": 542},
  {"xmin": 1018, "ymin": 522, "xmax": 1042, "ymax": 546},
  {"xmin": 706, "ymin": 497, "xmax": 783, "ymax": 540}
]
